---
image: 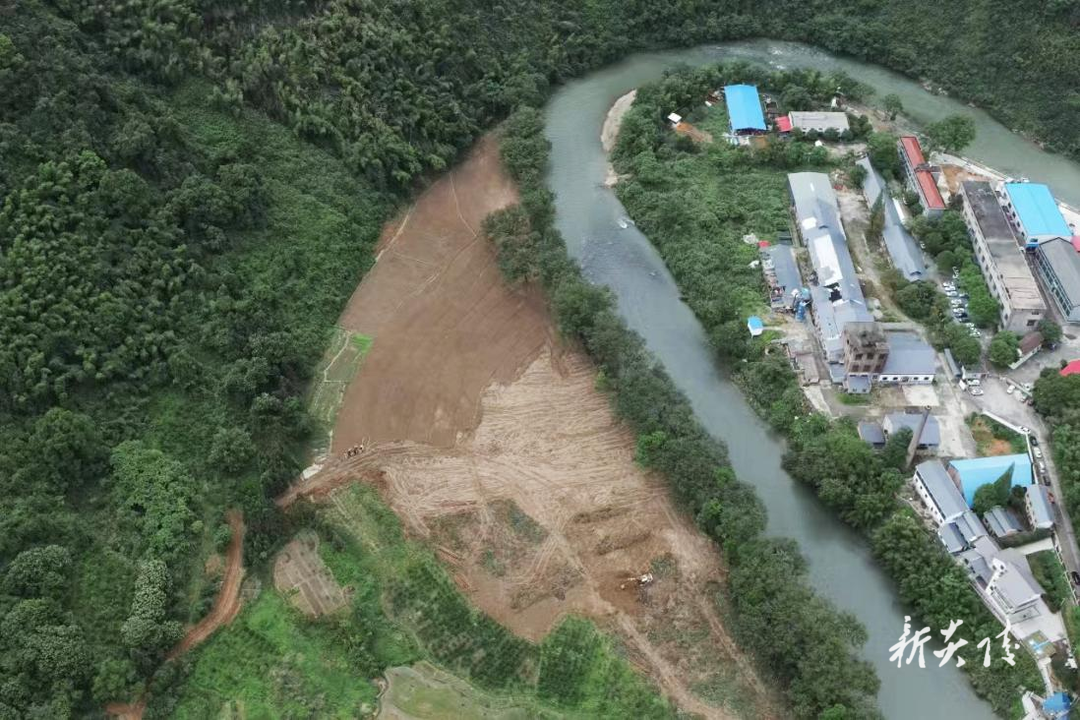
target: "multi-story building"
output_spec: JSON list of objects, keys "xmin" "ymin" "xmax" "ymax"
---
[
  {"xmin": 842, "ymin": 322, "xmax": 889, "ymax": 376},
  {"xmin": 959, "ymin": 181, "xmax": 1047, "ymax": 333},
  {"xmin": 1034, "ymin": 237, "xmax": 1080, "ymax": 324},
  {"xmin": 897, "ymin": 136, "xmax": 946, "ymax": 217},
  {"xmin": 998, "ymin": 181, "xmax": 1071, "ymax": 247}
]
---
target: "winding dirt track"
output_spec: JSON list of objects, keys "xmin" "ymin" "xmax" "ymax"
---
[
  {"xmin": 107, "ymin": 511, "xmax": 246, "ymax": 719},
  {"xmin": 170, "ymin": 510, "xmax": 246, "ymax": 657},
  {"xmin": 284, "ymin": 137, "xmax": 777, "ymax": 718}
]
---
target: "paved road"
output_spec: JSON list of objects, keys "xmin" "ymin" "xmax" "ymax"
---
[{"xmin": 971, "ymin": 376, "xmax": 1080, "ymax": 587}]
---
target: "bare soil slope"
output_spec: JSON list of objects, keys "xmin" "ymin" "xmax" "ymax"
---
[
  {"xmin": 284, "ymin": 136, "xmax": 775, "ymax": 718},
  {"xmin": 334, "ymin": 135, "xmax": 549, "ymax": 449}
]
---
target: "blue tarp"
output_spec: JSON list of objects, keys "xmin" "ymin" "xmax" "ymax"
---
[
  {"xmin": 949, "ymin": 454, "xmax": 1033, "ymax": 506},
  {"xmin": 747, "ymin": 316, "xmax": 764, "ymax": 335},
  {"xmin": 724, "ymin": 84, "xmax": 766, "ymax": 132},
  {"xmin": 1045, "ymin": 692, "xmax": 1071, "ymax": 714},
  {"xmin": 1005, "ymin": 183, "xmax": 1070, "ymax": 238}
]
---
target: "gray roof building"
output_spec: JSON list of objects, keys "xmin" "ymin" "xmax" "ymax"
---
[
  {"xmin": 858, "ymin": 421, "xmax": 885, "ymax": 446},
  {"xmin": 766, "ymin": 244, "xmax": 802, "ymax": 296},
  {"xmin": 1035, "ymin": 237, "xmax": 1080, "ymax": 324},
  {"xmin": 939, "ymin": 523, "xmax": 966, "ymax": 554},
  {"xmin": 915, "ymin": 460, "xmax": 968, "ymax": 520},
  {"xmin": 881, "ymin": 331, "xmax": 936, "ymax": 377},
  {"xmin": 859, "ymin": 158, "xmax": 926, "ymax": 281},
  {"xmin": 883, "ymin": 412, "xmax": 940, "ymax": 448},
  {"xmin": 1027, "ymin": 485, "xmax": 1055, "ymax": 530},
  {"xmin": 789, "ymin": 111, "xmax": 850, "ymax": 133},
  {"xmin": 983, "ymin": 506, "xmax": 1022, "ymax": 537},
  {"xmin": 959, "ymin": 536, "xmax": 998, "ymax": 586}
]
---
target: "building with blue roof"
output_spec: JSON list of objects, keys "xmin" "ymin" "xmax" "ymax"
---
[
  {"xmin": 949, "ymin": 454, "xmax": 1033, "ymax": 506},
  {"xmin": 747, "ymin": 316, "xmax": 764, "ymax": 336},
  {"xmin": 724, "ymin": 85, "xmax": 766, "ymax": 134},
  {"xmin": 1001, "ymin": 182, "xmax": 1071, "ymax": 245},
  {"xmin": 1044, "ymin": 692, "xmax": 1071, "ymax": 717}
]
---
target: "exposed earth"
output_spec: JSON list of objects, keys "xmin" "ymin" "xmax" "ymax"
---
[{"xmin": 281, "ymin": 136, "xmax": 775, "ymax": 718}]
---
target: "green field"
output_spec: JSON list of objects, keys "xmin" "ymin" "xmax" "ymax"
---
[
  {"xmin": 172, "ymin": 592, "xmax": 380, "ymax": 718},
  {"xmin": 307, "ymin": 328, "xmax": 375, "ymax": 457}
]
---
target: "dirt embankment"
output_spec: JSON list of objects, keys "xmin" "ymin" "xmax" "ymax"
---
[
  {"xmin": 283, "ymin": 136, "xmax": 775, "ymax": 718},
  {"xmin": 602, "ymin": 90, "xmax": 636, "ymax": 186}
]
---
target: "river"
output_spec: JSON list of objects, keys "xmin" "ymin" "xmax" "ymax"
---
[{"xmin": 540, "ymin": 39, "xmax": 1078, "ymax": 719}]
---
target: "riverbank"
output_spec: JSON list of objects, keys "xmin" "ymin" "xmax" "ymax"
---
[{"xmin": 602, "ymin": 90, "xmax": 636, "ymax": 186}]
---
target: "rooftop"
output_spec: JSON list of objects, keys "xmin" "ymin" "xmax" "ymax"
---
[
  {"xmin": 916, "ymin": 460, "xmax": 968, "ymax": 521},
  {"xmin": 883, "ymin": 412, "xmax": 940, "ymax": 446},
  {"xmin": 949, "ymin": 454, "xmax": 1034, "ymax": 506},
  {"xmin": 766, "ymin": 244, "xmax": 802, "ymax": 295},
  {"xmin": 915, "ymin": 169, "xmax": 946, "ymax": 210},
  {"xmin": 989, "ymin": 556, "xmax": 1042, "ymax": 611},
  {"xmin": 1005, "ymin": 182, "xmax": 1071, "ymax": 238},
  {"xmin": 899, "ymin": 136, "xmax": 926, "ymax": 167},
  {"xmin": 724, "ymin": 84, "xmax": 766, "ymax": 132},
  {"xmin": 776, "ymin": 115, "xmax": 793, "ymax": 133},
  {"xmin": 858, "ymin": 421, "xmax": 885, "ymax": 445},
  {"xmin": 859, "ymin": 158, "xmax": 926, "ymax": 280},
  {"xmin": 1027, "ymin": 485, "xmax": 1054, "ymax": 528},
  {"xmin": 1061, "ymin": 359, "xmax": 1080, "ymax": 377},
  {"xmin": 788, "ymin": 111, "xmax": 850, "ymax": 132},
  {"xmin": 963, "ymin": 182, "xmax": 1046, "ymax": 312},
  {"xmin": 983, "ymin": 506, "xmax": 1022, "ymax": 537},
  {"xmin": 1038, "ymin": 237, "xmax": 1080, "ymax": 305},
  {"xmin": 881, "ymin": 331, "xmax": 936, "ymax": 376}
]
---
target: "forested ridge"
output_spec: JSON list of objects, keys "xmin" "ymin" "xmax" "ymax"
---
[{"xmin": 2, "ymin": 0, "xmax": 1079, "ymax": 715}]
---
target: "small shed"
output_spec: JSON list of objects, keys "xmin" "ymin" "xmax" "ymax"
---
[
  {"xmin": 667, "ymin": 112, "xmax": 683, "ymax": 127},
  {"xmin": 982, "ymin": 506, "xmax": 1022, "ymax": 538},
  {"xmin": 747, "ymin": 316, "xmax": 765, "ymax": 337},
  {"xmin": 1061, "ymin": 360, "xmax": 1080, "ymax": 377},
  {"xmin": 776, "ymin": 116, "xmax": 793, "ymax": 133},
  {"xmin": 858, "ymin": 421, "xmax": 885, "ymax": 447}
]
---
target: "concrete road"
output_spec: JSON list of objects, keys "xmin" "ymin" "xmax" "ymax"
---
[{"xmin": 969, "ymin": 375, "xmax": 1080, "ymax": 585}]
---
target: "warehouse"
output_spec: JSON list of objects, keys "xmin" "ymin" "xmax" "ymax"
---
[
  {"xmin": 960, "ymin": 181, "xmax": 1047, "ymax": 333},
  {"xmin": 859, "ymin": 158, "xmax": 926, "ymax": 281},
  {"xmin": 723, "ymin": 84, "xmax": 766, "ymax": 134}
]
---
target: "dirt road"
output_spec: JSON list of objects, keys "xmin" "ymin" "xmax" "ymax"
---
[
  {"xmin": 170, "ymin": 510, "xmax": 246, "ymax": 658},
  {"xmin": 285, "ymin": 134, "xmax": 776, "ymax": 718}
]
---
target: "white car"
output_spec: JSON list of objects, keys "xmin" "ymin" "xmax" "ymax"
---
[
  {"xmin": 1007, "ymin": 385, "xmax": 1015, "ymax": 395},
  {"xmin": 970, "ymin": 387, "xmax": 984, "ymax": 396},
  {"xmin": 945, "ymin": 290, "xmax": 959, "ymax": 298},
  {"xmin": 1034, "ymin": 447, "xmax": 1043, "ymax": 459},
  {"xmin": 967, "ymin": 378, "xmax": 981, "ymax": 387}
]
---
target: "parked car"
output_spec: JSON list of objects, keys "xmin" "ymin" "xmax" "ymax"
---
[
  {"xmin": 958, "ymin": 293, "xmax": 969, "ymax": 300},
  {"xmin": 1007, "ymin": 384, "xmax": 1015, "ymax": 395},
  {"xmin": 968, "ymin": 378, "xmax": 981, "ymax": 387},
  {"xmin": 1034, "ymin": 447, "xmax": 1043, "ymax": 459},
  {"xmin": 1071, "ymin": 571, "xmax": 1080, "ymax": 588},
  {"xmin": 1030, "ymin": 436, "xmax": 1039, "ymax": 446},
  {"xmin": 1020, "ymin": 426, "xmax": 1031, "ymax": 435},
  {"xmin": 1023, "ymin": 382, "xmax": 1033, "ymax": 392},
  {"xmin": 970, "ymin": 387, "xmax": 984, "ymax": 396},
  {"xmin": 1040, "ymin": 461, "xmax": 1049, "ymax": 474},
  {"xmin": 953, "ymin": 311, "xmax": 968, "ymax": 320}
]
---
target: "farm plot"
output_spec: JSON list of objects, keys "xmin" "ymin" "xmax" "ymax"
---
[{"xmin": 274, "ymin": 530, "xmax": 351, "ymax": 617}]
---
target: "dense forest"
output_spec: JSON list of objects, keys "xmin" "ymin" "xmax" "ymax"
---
[{"xmin": 3, "ymin": 0, "xmax": 1080, "ymax": 715}]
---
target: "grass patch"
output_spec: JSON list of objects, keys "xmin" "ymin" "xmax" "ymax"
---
[
  {"xmin": 968, "ymin": 415, "xmax": 1027, "ymax": 456},
  {"xmin": 173, "ymin": 592, "xmax": 380, "ymax": 718},
  {"xmin": 1028, "ymin": 550, "xmax": 1072, "ymax": 613},
  {"xmin": 838, "ymin": 392, "xmax": 872, "ymax": 405}
]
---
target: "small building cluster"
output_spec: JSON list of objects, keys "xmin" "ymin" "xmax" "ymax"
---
[
  {"xmin": 914, "ymin": 459, "xmax": 1067, "ymax": 651},
  {"xmin": 897, "ymin": 136, "xmax": 947, "ymax": 217},
  {"xmin": 789, "ymin": 172, "xmax": 937, "ymax": 391}
]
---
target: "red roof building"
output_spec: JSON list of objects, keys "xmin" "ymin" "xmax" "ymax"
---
[
  {"xmin": 916, "ymin": 169, "xmax": 946, "ymax": 211},
  {"xmin": 900, "ymin": 136, "xmax": 926, "ymax": 167},
  {"xmin": 776, "ymin": 116, "xmax": 793, "ymax": 133},
  {"xmin": 1060, "ymin": 360, "xmax": 1080, "ymax": 377}
]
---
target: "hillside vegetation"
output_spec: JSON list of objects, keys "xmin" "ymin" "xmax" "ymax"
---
[{"xmin": 1, "ymin": 0, "xmax": 1077, "ymax": 716}]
